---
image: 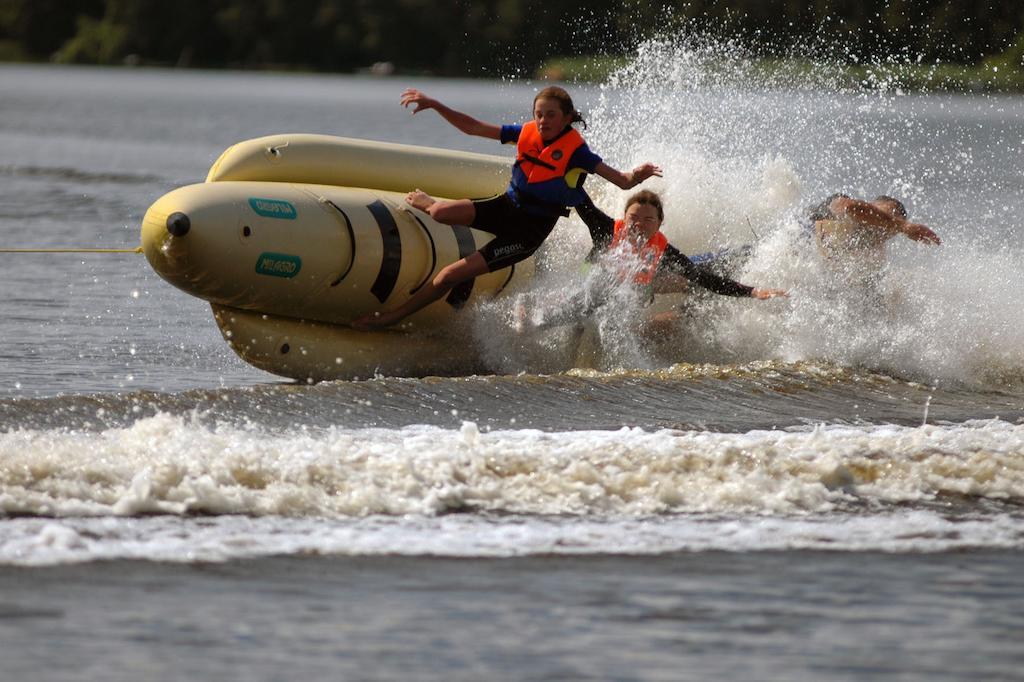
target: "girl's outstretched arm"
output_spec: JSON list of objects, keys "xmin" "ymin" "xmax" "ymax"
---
[
  {"xmin": 400, "ymin": 88, "xmax": 501, "ymax": 140},
  {"xmin": 593, "ymin": 161, "xmax": 663, "ymax": 189}
]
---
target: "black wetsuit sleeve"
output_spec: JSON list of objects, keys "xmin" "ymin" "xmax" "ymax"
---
[
  {"xmin": 575, "ymin": 193, "xmax": 616, "ymax": 262},
  {"xmin": 660, "ymin": 244, "xmax": 754, "ymax": 297}
]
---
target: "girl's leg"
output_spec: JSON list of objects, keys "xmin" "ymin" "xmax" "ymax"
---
[
  {"xmin": 406, "ymin": 190, "xmax": 476, "ymax": 225},
  {"xmin": 352, "ymin": 251, "xmax": 491, "ymax": 330}
]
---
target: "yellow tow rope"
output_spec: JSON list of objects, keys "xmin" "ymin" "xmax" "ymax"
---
[{"xmin": 0, "ymin": 247, "xmax": 143, "ymax": 253}]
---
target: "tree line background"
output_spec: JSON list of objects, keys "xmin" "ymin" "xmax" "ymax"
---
[{"xmin": 1, "ymin": 0, "xmax": 1022, "ymax": 76}]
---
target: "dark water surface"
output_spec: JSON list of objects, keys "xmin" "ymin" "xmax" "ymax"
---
[
  {"xmin": 2, "ymin": 552, "xmax": 1023, "ymax": 681},
  {"xmin": 1, "ymin": 363, "xmax": 1023, "ymax": 433}
]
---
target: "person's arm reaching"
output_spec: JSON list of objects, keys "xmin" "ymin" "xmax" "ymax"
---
[
  {"xmin": 574, "ymin": 193, "xmax": 615, "ymax": 261},
  {"xmin": 660, "ymin": 246, "xmax": 786, "ymax": 299},
  {"xmin": 830, "ymin": 197, "xmax": 941, "ymax": 245},
  {"xmin": 593, "ymin": 162, "xmax": 662, "ymax": 189},
  {"xmin": 899, "ymin": 221, "xmax": 942, "ymax": 245},
  {"xmin": 400, "ymin": 88, "xmax": 502, "ymax": 140}
]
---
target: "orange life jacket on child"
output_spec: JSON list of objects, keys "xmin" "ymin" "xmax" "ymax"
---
[
  {"xmin": 512, "ymin": 121, "xmax": 588, "ymax": 212},
  {"xmin": 610, "ymin": 219, "xmax": 668, "ymax": 286}
]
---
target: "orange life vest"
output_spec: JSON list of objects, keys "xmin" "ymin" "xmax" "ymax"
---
[
  {"xmin": 610, "ymin": 219, "xmax": 668, "ymax": 286},
  {"xmin": 515, "ymin": 121, "xmax": 586, "ymax": 187}
]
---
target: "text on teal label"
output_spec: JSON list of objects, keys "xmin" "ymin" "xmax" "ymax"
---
[
  {"xmin": 255, "ymin": 252, "xmax": 302, "ymax": 278},
  {"xmin": 248, "ymin": 197, "xmax": 297, "ymax": 220}
]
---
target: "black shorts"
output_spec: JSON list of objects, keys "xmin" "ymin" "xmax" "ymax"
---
[{"xmin": 471, "ymin": 194, "xmax": 559, "ymax": 271}]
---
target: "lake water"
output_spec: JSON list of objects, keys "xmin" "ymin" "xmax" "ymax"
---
[{"xmin": 1, "ymin": 50, "xmax": 1023, "ymax": 681}]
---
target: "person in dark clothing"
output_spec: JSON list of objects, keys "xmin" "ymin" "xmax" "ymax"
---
[{"xmin": 516, "ymin": 190, "xmax": 785, "ymax": 331}]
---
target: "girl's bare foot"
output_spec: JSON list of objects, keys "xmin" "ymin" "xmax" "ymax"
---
[{"xmin": 405, "ymin": 189, "xmax": 435, "ymax": 212}]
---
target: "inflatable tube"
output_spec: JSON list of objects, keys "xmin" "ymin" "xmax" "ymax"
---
[
  {"xmin": 140, "ymin": 134, "xmax": 533, "ymax": 381},
  {"xmin": 207, "ymin": 133, "xmax": 511, "ymax": 200},
  {"xmin": 211, "ymin": 304, "xmax": 489, "ymax": 381},
  {"xmin": 141, "ymin": 180, "xmax": 528, "ymax": 327}
]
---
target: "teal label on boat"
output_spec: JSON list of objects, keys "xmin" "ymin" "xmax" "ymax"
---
[
  {"xmin": 248, "ymin": 197, "xmax": 297, "ymax": 220},
  {"xmin": 255, "ymin": 252, "xmax": 302, "ymax": 278}
]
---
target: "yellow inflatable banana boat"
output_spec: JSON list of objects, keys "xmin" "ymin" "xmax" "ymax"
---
[{"xmin": 141, "ymin": 134, "xmax": 530, "ymax": 381}]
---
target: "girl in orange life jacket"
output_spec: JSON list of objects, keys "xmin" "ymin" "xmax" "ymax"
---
[
  {"xmin": 350, "ymin": 86, "xmax": 662, "ymax": 331},
  {"xmin": 522, "ymin": 190, "xmax": 786, "ymax": 331}
]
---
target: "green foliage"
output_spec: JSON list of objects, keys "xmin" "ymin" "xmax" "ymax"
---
[
  {"xmin": 0, "ymin": 40, "xmax": 27, "ymax": 62},
  {"xmin": 0, "ymin": 0, "xmax": 1022, "ymax": 90},
  {"xmin": 0, "ymin": 0, "xmax": 104, "ymax": 57},
  {"xmin": 52, "ymin": 15, "xmax": 127, "ymax": 64},
  {"xmin": 984, "ymin": 30, "xmax": 1024, "ymax": 72},
  {"xmin": 535, "ymin": 56, "xmax": 630, "ymax": 83},
  {"xmin": 539, "ymin": 38, "xmax": 1024, "ymax": 94}
]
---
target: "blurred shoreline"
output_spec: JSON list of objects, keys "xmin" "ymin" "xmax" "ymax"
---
[
  {"xmin": 2, "ymin": 51, "xmax": 1020, "ymax": 93},
  {"xmin": 537, "ymin": 53, "xmax": 1024, "ymax": 92}
]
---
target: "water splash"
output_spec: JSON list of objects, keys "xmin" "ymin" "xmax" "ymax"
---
[{"xmin": 488, "ymin": 32, "xmax": 1024, "ymax": 388}]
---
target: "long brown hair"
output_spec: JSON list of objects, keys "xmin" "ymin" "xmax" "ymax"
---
[{"xmin": 534, "ymin": 86, "xmax": 587, "ymax": 129}]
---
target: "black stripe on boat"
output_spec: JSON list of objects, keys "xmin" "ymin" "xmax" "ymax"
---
[
  {"xmin": 324, "ymin": 200, "xmax": 356, "ymax": 287},
  {"xmin": 446, "ymin": 225, "xmax": 476, "ymax": 308},
  {"xmin": 408, "ymin": 212, "xmax": 438, "ymax": 295},
  {"xmin": 367, "ymin": 200, "xmax": 402, "ymax": 303}
]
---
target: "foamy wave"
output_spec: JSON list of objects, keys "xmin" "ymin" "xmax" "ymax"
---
[
  {"xmin": 2, "ymin": 511, "xmax": 1022, "ymax": 566},
  {"xmin": 1, "ymin": 414, "xmax": 1022, "ymax": 519}
]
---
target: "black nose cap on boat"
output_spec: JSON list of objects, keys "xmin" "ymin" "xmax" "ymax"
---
[{"xmin": 166, "ymin": 212, "xmax": 191, "ymax": 237}]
